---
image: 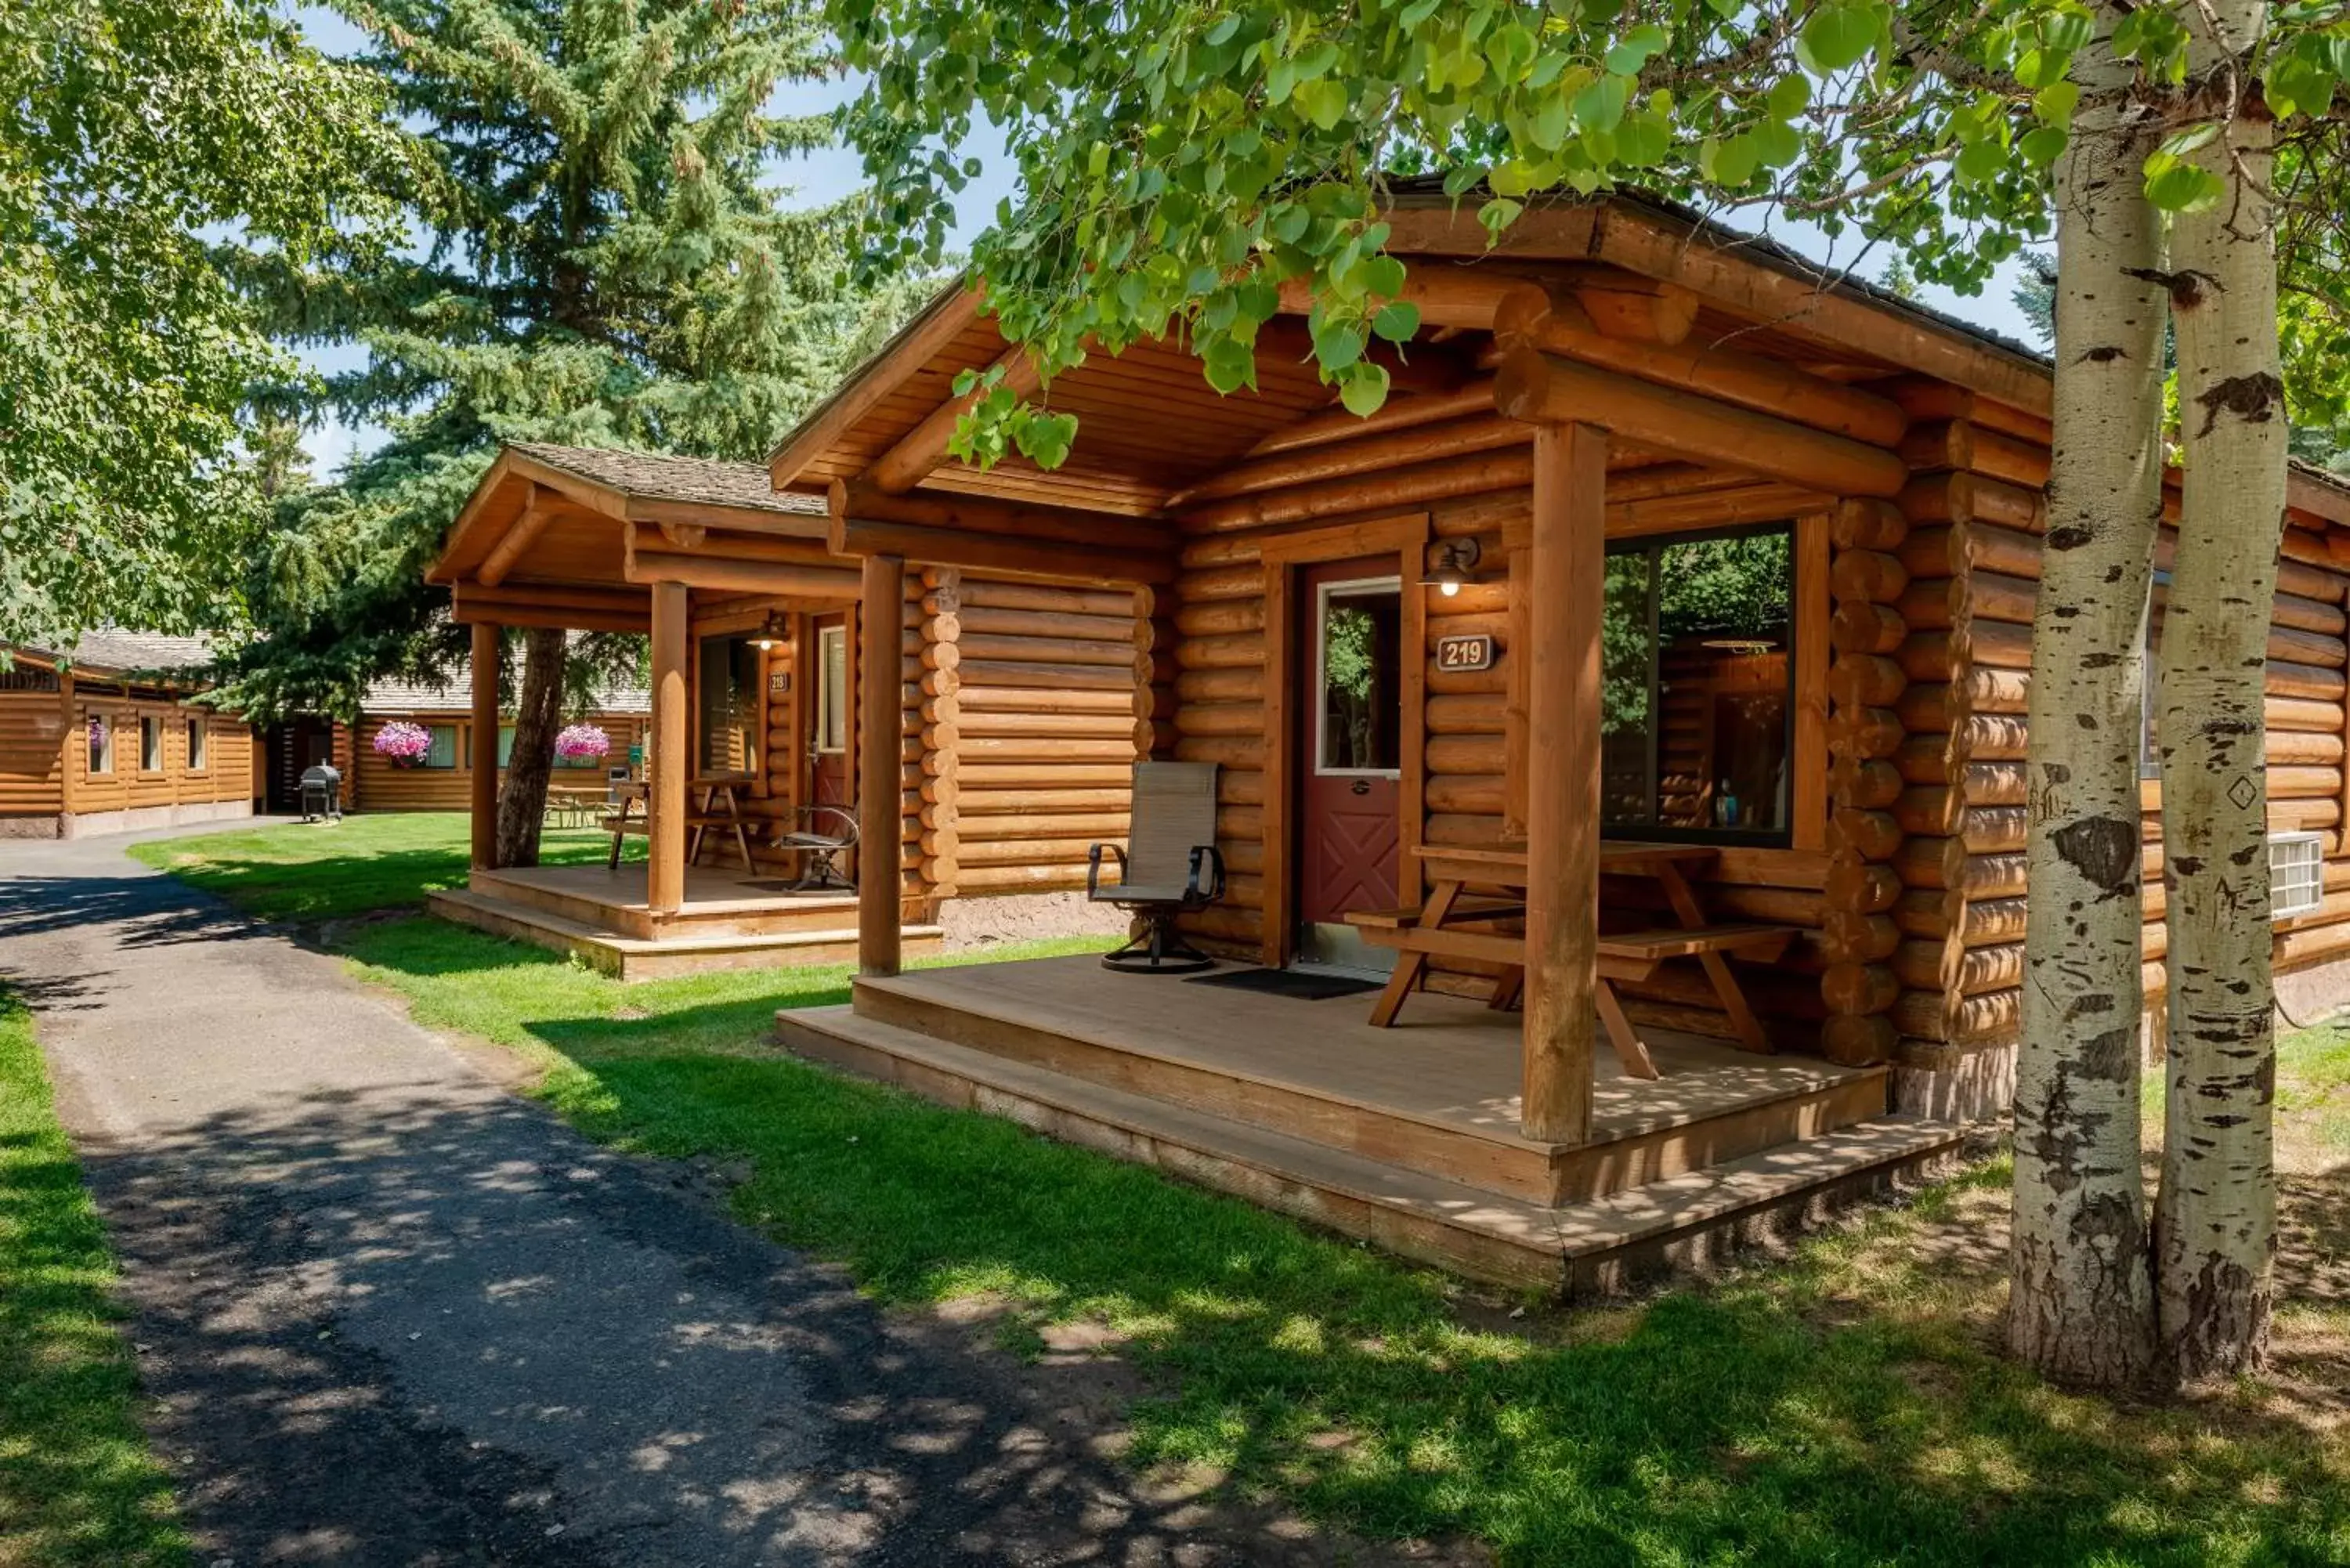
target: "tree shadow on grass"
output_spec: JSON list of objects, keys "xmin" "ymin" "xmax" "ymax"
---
[
  {"xmin": 327, "ymin": 919, "xmax": 2350, "ymax": 1564},
  {"xmin": 439, "ymin": 1024, "xmax": 2350, "ymax": 1566}
]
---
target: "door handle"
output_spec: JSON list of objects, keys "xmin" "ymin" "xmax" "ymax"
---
[{"xmin": 1350, "ymin": 779, "xmax": 1371, "ymax": 797}]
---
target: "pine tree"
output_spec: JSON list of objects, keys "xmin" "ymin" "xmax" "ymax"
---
[
  {"xmin": 219, "ymin": 0, "xmax": 888, "ymax": 861},
  {"xmin": 222, "ymin": 0, "xmax": 898, "ymax": 860}
]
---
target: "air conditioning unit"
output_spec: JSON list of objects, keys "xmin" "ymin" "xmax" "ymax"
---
[{"xmin": 2270, "ymin": 831, "xmax": 2326, "ymax": 921}]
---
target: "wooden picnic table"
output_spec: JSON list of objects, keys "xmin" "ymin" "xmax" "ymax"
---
[
  {"xmin": 602, "ymin": 776, "xmax": 761, "ymax": 873},
  {"xmin": 1352, "ymin": 840, "xmax": 1795, "ymax": 1080}
]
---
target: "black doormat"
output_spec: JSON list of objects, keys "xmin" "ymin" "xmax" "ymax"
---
[{"xmin": 1185, "ymin": 966, "xmax": 1384, "ymax": 1001}]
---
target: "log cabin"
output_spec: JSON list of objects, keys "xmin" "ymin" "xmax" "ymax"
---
[
  {"xmin": 0, "ymin": 632, "xmax": 256, "ymax": 839},
  {"xmin": 258, "ymin": 663, "xmax": 653, "ymax": 816},
  {"xmin": 739, "ymin": 187, "xmax": 2350, "ymax": 1291},
  {"xmin": 423, "ymin": 442, "xmax": 1137, "ymax": 977}
]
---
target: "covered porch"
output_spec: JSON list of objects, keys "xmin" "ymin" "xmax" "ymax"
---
[
  {"xmin": 747, "ymin": 192, "xmax": 2024, "ymax": 1280},
  {"xmin": 423, "ymin": 443, "xmax": 938, "ymax": 977}
]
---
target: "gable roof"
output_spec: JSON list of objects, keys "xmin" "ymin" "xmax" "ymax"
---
[
  {"xmin": 508, "ymin": 443, "xmax": 824, "ymax": 518},
  {"xmin": 5, "ymin": 630, "xmax": 224, "ymax": 682}
]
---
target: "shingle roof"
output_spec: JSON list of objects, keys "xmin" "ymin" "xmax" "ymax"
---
[
  {"xmin": 8, "ymin": 630, "xmax": 223, "ymax": 680},
  {"xmin": 362, "ymin": 663, "xmax": 650, "ymax": 716},
  {"xmin": 510, "ymin": 443, "xmax": 825, "ymax": 516}
]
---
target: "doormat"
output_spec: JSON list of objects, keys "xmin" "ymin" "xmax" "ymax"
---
[
  {"xmin": 1186, "ymin": 967, "xmax": 1383, "ymax": 1001},
  {"xmin": 737, "ymin": 879, "xmax": 836, "ymax": 894}
]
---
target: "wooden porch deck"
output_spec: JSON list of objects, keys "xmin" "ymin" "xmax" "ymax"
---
[
  {"xmin": 776, "ymin": 954, "xmax": 1964, "ymax": 1292},
  {"xmin": 427, "ymin": 862, "xmax": 942, "ymax": 980}
]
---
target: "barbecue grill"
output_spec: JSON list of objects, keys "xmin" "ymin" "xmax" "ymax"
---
[{"xmin": 299, "ymin": 763, "xmax": 342, "ymax": 823}]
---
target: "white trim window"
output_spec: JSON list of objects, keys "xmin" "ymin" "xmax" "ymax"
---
[
  {"xmin": 87, "ymin": 714, "xmax": 114, "ymax": 775},
  {"xmin": 2270, "ymin": 831, "xmax": 2326, "ymax": 920},
  {"xmin": 185, "ymin": 715, "xmax": 207, "ymax": 771},
  {"xmin": 139, "ymin": 715, "xmax": 162, "ymax": 773},
  {"xmin": 1313, "ymin": 575, "xmax": 1405, "ymax": 779}
]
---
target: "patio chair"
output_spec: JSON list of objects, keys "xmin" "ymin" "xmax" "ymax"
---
[
  {"xmin": 1087, "ymin": 761, "xmax": 1225, "ymax": 974},
  {"xmin": 776, "ymin": 804, "xmax": 858, "ymax": 892}
]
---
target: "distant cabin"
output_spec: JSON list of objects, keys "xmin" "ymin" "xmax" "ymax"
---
[{"xmin": 0, "ymin": 632, "xmax": 255, "ymax": 839}]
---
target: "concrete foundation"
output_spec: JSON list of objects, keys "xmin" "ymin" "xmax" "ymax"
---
[
  {"xmin": 0, "ymin": 814, "xmax": 63, "ymax": 840},
  {"xmin": 56, "ymin": 799, "xmax": 253, "ymax": 840},
  {"xmin": 936, "ymin": 890, "xmax": 1131, "ymax": 952}
]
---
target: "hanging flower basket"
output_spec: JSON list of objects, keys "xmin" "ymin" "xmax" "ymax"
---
[
  {"xmin": 374, "ymin": 720, "xmax": 432, "ymax": 768},
  {"xmin": 555, "ymin": 723, "xmax": 610, "ymax": 764}
]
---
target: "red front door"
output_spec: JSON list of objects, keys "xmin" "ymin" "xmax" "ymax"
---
[{"xmin": 1296, "ymin": 559, "xmax": 1404, "ymax": 969}]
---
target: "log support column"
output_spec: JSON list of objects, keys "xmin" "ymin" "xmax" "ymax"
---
[
  {"xmin": 859, "ymin": 553, "xmax": 907, "ymax": 975},
  {"xmin": 648, "ymin": 580, "xmax": 689, "ymax": 915},
  {"xmin": 1521, "ymin": 422, "xmax": 1607, "ymax": 1144},
  {"xmin": 469, "ymin": 620, "xmax": 501, "ymax": 870}
]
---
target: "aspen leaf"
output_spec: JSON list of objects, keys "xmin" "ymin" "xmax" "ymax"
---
[
  {"xmin": 1795, "ymin": 2, "xmax": 1882, "ymax": 74},
  {"xmin": 1372, "ymin": 300, "xmax": 1421, "ymax": 342},
  {"xmin": 1337, "ymin": 361, "xmax": 1390, "ymax": 416},
  {"xmin": 1294, "ymin": 78, "xmax": 1348, "ymax": 130},
  {"xmin": 2143, "ymin": 157, "xmax": 2223, "ymax": 213},
  {"xmin": 1604, "ymin": 23, "xmax": 1669, "ymax": 75}
]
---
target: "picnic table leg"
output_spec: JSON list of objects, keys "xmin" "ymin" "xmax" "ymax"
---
[
  {"xmin": 1488, "ymin": 967, "xmax": 1524, "ymax": 1012},
  {"xmin": 1593, "ymin": 980, "xmax": 1661, "ymax": 1080},
  {"xmin": 1654, "ymin": 862, "xmax": 1773, "ymax": 1054},
  {"xmin": 608, "ymin": 796, "xmax": 633, "ymax": 870},
  {"xmin": 1368, "ymin": 879, "xmax": 1463, "ymax": 1028}
]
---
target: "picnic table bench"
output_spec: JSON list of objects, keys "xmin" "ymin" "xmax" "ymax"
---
[{"xmin": 1350, "ymin": 840, "xmax": 1796, "ymax": 1081}]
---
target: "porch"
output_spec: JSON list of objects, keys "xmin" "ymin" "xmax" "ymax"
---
[
  {"xmin": 430, "ymin": 861, "xmax": 942, "ymax": 981},
  {"xmin": 776, "ymin": 954, "xmax": 1961, "ymax": 1291}
]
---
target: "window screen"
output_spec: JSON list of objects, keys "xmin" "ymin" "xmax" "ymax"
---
[{"xmin": 2272, "ymin": 833, "xmax": 2326, "ymax": 919}]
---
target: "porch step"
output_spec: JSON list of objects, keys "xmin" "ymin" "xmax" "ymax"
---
[
  {"xmin": 851, "ymin": 970, "xmax": 1889, "ymax": 1207},
  {"xmin": 427, "ymin": 888, "xmax": 941, "ymax": 981},
  {"xmin": 774, "ymin": 1003, "xmax": 1965, "ymax": 1294},
  {"xmin": 469, "ymin": 866, "xmax": 861, "ymax": 939}
]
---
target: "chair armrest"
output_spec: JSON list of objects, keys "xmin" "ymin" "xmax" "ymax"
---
[
  {"xmin": 1187, "ymin": 844, "xmax": 1226, "ymax": 903},
  {"xmin": 1086, "ymin": 843, "xmax": 1128, "ymax": 901}
]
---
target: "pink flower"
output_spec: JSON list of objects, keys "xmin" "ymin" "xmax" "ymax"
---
[
  {"xmin": 374, "ymin": 720, "xmax": 432, "ymax": 761},
  {"xmin": 555, "ymin": 724, "xmax": 610, "ymax": 761}
]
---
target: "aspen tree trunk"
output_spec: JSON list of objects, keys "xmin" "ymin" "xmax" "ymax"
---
[
  {"xmin": 494, "ymin": 627, "xmax": 567, "ymax": 868},
  {"xmin": 2007, "ymin": 4, "xmax": 2164, "ymax": 1386},
  {"xmin": 2153, "ymin": 0, "xmax": 2283, "ymax": 1381}
]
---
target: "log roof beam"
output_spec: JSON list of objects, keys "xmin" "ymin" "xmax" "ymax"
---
[{"xmin": 1493, "ymin": 348, "xmax": 1910, "ymax": 498}]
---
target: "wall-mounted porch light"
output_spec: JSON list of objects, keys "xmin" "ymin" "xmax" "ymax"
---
[
  {"xmin": 747, "ymin": 608, "xmax": 790, "ymax": 651},
  {"xmin": 1419, "ymin": 537, "xmax": 1483, "ymax": 598}
]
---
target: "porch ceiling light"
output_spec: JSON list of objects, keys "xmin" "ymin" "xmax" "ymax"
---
[
  {"xmin": 747, "ymin": 609, "xmax": 789, "ymax": 651},
  {"xmin": 1419, "ymin": 537, "xmax": 1482, "ymax": 598}
]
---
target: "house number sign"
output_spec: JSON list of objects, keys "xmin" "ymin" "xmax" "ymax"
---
[{"xmin": 1434, "ymin": 633, "xmax": 1495, "ymax": 673}]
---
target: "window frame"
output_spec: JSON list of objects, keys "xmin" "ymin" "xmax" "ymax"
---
[
  {"xmin": 815, "ymin": 624, "xmax": 850, "ymax": 756},
  {"xmin": 421, "ymin": 723, "xmax": 460, "ymax": 770},
  {"xmin": 2271, "ymin": 830, "xmax": 2326, "ymax": 921},
  {"xmin": 1599, "ymin": 519, "xmax": 1801, "ymax": 850},
  {"xmin": 1311, "ymin": 573, "xmax": 1405, "ymax": 780},
  {"xmin": 87, "ymin": 713, "xmax": 114, "ymax": 776},
  {"xmin": 696, "ymin": 631, "xmax": 763, "ymax": 780},
  {"xmin": 185, "ymin": 715, "xmax": 206, "ymax": 771},
  {"xmin": 138, "ymin": 714, "xmax": 163, "ymax": 774}
]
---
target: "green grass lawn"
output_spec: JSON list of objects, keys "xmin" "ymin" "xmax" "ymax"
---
[
  {"xmin": 0, "ymin": 990, "xmax": 189, "ymax": 1567},
  {"xmin": 127, "ymin": 811, "xmax": 634, "ymax": 923},
  {"xmin": 140, "ymin": 816, "xmax": 2350, "ymax": 1566}
]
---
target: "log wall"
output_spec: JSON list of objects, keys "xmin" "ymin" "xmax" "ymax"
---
[
  {"xmin": 0, "ymin": 681, "xmax": 67, "ymax": 818},
  {"xmin": 347, "ymin": 711, "xmax": 649, "ymax": 812},
  {"xmin": 63, "ymin": 686, "xmax": 254, "ymax": 816}
]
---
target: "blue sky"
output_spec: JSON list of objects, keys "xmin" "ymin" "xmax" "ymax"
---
[{"xmin": 291, "ymin": 9, "xmax": 2046, "ymax": 476}]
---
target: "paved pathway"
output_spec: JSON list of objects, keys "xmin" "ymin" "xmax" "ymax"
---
[{"xmin": 0, "ymin": 829, "xmax": 1383, "ymax": 1566}]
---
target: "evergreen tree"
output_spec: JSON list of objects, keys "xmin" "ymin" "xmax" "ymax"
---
[{"xmin": 220, "ymin": 0, "xmax": 886, "ymax": 862}]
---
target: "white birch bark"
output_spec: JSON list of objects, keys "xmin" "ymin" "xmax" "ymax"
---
[
  {"xmin": 2153, "ymin": 0, "xmax": 2283, "ymax": 1381},
  {"xmin": 2007, "ymin": 2, "xmax": 2165, "ymax": 1386}
]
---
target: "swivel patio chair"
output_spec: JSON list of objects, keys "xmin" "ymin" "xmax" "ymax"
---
[{"xmin": 1086, "ymin": 761, "xmax": 1225, "ymax": 974}]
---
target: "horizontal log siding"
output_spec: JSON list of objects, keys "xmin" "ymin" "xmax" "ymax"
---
[
  {"xmin": 0, "ymin": 688, "xmax": 66, "ymax": 815},
  {"xmin": 1898, "ymin": 418, "xmax": 2350, "ymax": 1073},
  {"xmin": 920, "ymin": 570, "xmax": 1151, "ymax": 899},
  {"xmin": 63, "ymin": 689, "xmax": 253, "ymax": 818}
]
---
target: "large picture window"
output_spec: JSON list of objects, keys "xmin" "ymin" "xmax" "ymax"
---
[
  {"xmin": 699, "ymin": 633, "xmax": 762, "ymax": 776},
  {"xmin": 1600, "ymin": 524, "xmax": 1795, "ymax": 842}
]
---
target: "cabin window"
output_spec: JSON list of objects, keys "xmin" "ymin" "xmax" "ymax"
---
[
  {"xmin": 139, "ymin": 716, "xmax": 162, "ymax": 772},
  {"xmin": 2272, "ymin": 832, "xmax": 2326, "ymax": 919},
  {"xmin": 1600, "ymin": 523, "xmax": 1795, "ymax": 842},
  {"xmin": 815, "ymin": 625, "xmax": 849, "ymax": 753},
  {"xmin": 186, "ymin": 717, "xmax": 206, "ymax": 771},
  {"xmin": 422, "ymin": 724, "xmax": 459, "ymax": 768},
  {"xmin": 87, "ymin": 714, "xmax": 114, "ymax": 775},
  {"xmin": 698, "ymin": 633, "xmax": 761, "ymax": 777},
  {"xmin": 1314, "ymin": 576, "xmax": 1405, "ymax": 775}
]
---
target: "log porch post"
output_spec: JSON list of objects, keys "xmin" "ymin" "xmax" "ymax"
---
[
  {"xmin": 469, "ymin": 620, "xmax": 501, "ymax": 869},
  {"xmin": 1521, "ymin": 421, "xmax": 1607, "ymax": 1143},
  {"xmin": 859, "ymin": 553, "xmax": 906, "ymax": 976},
  {"xmin": 648, "ymin": 580, "xmax": 689, "ymax": 914}
]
